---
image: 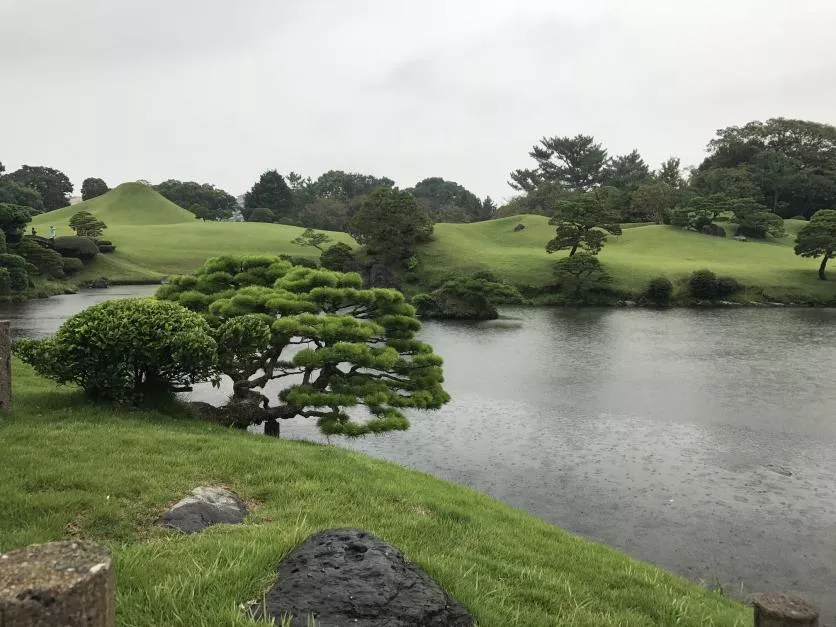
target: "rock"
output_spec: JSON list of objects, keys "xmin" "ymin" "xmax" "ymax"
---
[
  {"xmin": 159, "ymin": 486, "xmax": 247, "ymax": 534},
  {"xmin": 623, "ymin": 300, "xmax": 637, "ymax": 307},
  {"xmin": 250, "ymin": 528, "xmax": 474, "ymax": 627},
  {"xmin": 752, "ymin": 592, "xmax": 818, "ymax": 626},
  {"xmin": 0, "ymin": 541, "xmax": 114, "ymax": 627},
  {"xmin": 768, "ymin": 302, "xmax": 786, "ymax": 307},
  {"xmin": 733, "ymin": 235, "xmax": 748, "ymax": 241}
]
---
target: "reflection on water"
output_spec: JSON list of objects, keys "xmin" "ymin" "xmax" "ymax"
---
[{"xmin": 4, "ymin": 291, "xmax": 836, "ymax": 619}]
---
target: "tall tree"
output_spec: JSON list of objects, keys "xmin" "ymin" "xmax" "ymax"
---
[
  {"xmin": 347, "ymin": 188, "xmax": 432, "ymax": 262},
  {"xmin": 80, "ymin": 177, "xmax": 109, "ymax": 201},
  {"xmin": 6, "ymin": 165, "xmax": 73, "ymax": 211},
  {"xmin": 656, "ymin": 157, "xmax": 685, "ymax": 188},
  {"xmin": 0, "ymin": 179, "xmax": 44, "ymax": 213},
  {"xmin": 155, "ymin": 180, "xmax": 236, "ymax": 221},
  {"xmin": 309, "ymin": 170, "xmax": 394, "ymax": 204},
  {"xmin": 794, "ymin": 209, "xmax": 836, "ymax": 280},
  {"xmin": 603, "ymin": 149, "xmax": 651, "ymax": 190},
  {"xmin": 243, "ymin": 170, "xmax": 295, "ymax": 222},
  {"xmin": 510, "ymin": 134, "xmax": 608, "ymax": 193},
  {"xmin": 407, "ymin": 177, "xmax": 483, "ymax": 223},
  {"xmin": 545, "ymin": 191, "xmax": 622, "ymax": 256},
  {"xmin": 478, "ymin": 196, "xmax": 497, "ymax": 221},
  {"xmin": 629, "ymin": 180, "xmax": 677, "ymax": 223}
]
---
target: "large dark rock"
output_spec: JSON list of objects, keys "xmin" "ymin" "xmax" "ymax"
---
[
  {"xmin": 251, "ymin": 528, "xmax": 474, "ymax": 627},
  {"xmin": 158, "ymin": 486, "xmax": 247, "ymax": 534}
]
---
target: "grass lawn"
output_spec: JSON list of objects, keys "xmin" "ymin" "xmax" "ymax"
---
[
  {"xmin": 1, "ymin": 360, "xmax": 750, "ymax": 626},
  {"xmin": 31, "ymin": 183, "xmax": 836, "ymax": 303},
  {"xmin": 420, "ymin": 215, "xmax": 836, "ymax": 301}
]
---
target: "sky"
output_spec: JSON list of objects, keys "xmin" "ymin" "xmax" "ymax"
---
[{"xmin": 2, "ymin": 0, "xmax": 836, "ymax": 203}]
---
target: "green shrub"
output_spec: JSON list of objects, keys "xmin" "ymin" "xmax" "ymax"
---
[
  {"xmin": 95, "ymin": 239, "xmax": 112, "ymax": 246},
  {"xmin": 98, "ymin": 244, "xmax": 116, "ymax": 253},
  {"xmin": 13, "ymin": 238, "xmax": 64, "ymax": 279},
  {"xmin": 53, "ymin": 236, "xmax": 100, "ymax": 261},
  {"xmin": 414, "ymin": 271, "xmax": 524, "ymax": 320},
  {"xmin": 0, "ymin": 268, "xmax": 10, "ymax": 295},
  {"xmin": 320, "ymin": 242, "xmax": 355, "ymax": 272},
  {"xmin": 644, "ymin": 277, "xmax": 673, "ymax": 305},
  {"xmin": 13, "ymin": 298, "xmax": 217, "ymax": 403},
  {"xmin": 278, "ymin": 254, "xmax": 318, "ymax": 269},
  {"xmin": 61, "ymin": 257, "xmax": 84, "ymax": 275},
  {"xmin": 688, "ymin": 269, "xmax": 718, "ymax": 299},
  {"xmin": 700, "ymin": 223, "xmax": 726, "ymax": 237},
  {"xmin": 0, "ymin": 253, "xmax": 32, "ymax": 291},
  {"xmin": 716, "ymin": 276, "xmax": 742, "ymax": 298},
  {"xmin": 554, "ymin": 253, "xmax": 612, "ymax": 303}
]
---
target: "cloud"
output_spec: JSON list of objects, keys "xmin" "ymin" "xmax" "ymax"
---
[{"xmin": 1, "ymin": 0, "xmax": 835, "ymax": 201}]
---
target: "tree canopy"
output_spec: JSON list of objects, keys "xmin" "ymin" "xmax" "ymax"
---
[
  {"xmin": 347, "ymin": 188, "xmax": 433, "ymax": 263},
  {"xmin": 80, "ymin": 177, "xmax": 109, "ymax": 201},
  {"xmin": 510, "ymin": 134, "xmax": 608, "ymax": 193},
  {"xmin": 156, "ymin": 256, "xmax": 450, "ymax": 436},
  {"xmin": 697, "ymin": 118, "xmax": 836, "ymax": 217},
  {"xmin": 407, "ymin": 177, "xmax": 485, "ymax": 223},
  {"xmin": 794, "ymin": 209, "xmax": 836, "ymax": 280},
  {"xmin": 291, "ymin": 228, "xmax": 332, "ymax": 252},
  {"xmin": 69, "ymin": 210, "xmax": 107, "ymax": 237},
  {"xmin": 546, "ymin": 192, "xmax": 622, "ymax": 256},
  {"xmin": 155, "ymin": 179, "xmax": 237, "ymax": 221},
  {"xmin": 0, "ymin": 203, "xmax": 32, "ymax": 243},
  {"xmin": 243, "ymin": 170, "xmax": 295, "ymax": 223},
  {"xmin": 5, "ymin": 165, "xmax": 73, "ymax": 211},
  {"xmin": 413, "ymin": 271, "xmax": 523, "ymax": 320}
]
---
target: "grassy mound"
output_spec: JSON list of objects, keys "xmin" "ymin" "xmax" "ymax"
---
[
  {"xmin": 1, "ymin": 359, "xmax": 749, "ymax": 626},
  {"xmin": 35, "ymin": 182, "xmax": 195, "ymax": 227},
  {"xmin": 420, "ymin": 216, "xmax": 836, "ymax": 301}
]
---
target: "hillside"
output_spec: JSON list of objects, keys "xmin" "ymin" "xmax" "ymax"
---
[
  {"xmin": 31, "ymin": 183, "xmax": 354, "ymax": 281},
  {"xmin": 31, "ymin": 185, "xmax": 836, "ymax": 301},
  {"xmin": 1, "ymin": 359, "xmax": 750, "ymax": 626},
  {"xmin": 420, "ymin": 215, "xmax": 836, "ymax": 301}
]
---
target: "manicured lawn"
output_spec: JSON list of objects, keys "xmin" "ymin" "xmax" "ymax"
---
[
  {"xmin": 32, "ymin": 183, "xmax": 836, "ymax": 302},
  {"xmin": 1, "ymin": 360, "xmax": 750, "ymax": 626},
  {"xmin": 420, "ymin": 216, "xmax": 836, "ymax": 301}
]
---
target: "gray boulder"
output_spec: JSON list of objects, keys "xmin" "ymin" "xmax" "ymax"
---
[
  {"xmin": 159, "ymin": 486, "xmax": 247, "ymax": 534},
  {"xmin": 250, "ymin": 528, "xmax": 474, "ymax": 626}
]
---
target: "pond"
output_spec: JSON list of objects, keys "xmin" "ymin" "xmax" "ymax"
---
[{"xmin": 5, "ymin": 287, "xmax": 836, "ymax": 619}]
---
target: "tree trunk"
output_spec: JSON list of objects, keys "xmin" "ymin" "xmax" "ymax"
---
[
  {"xmin": 772, "ymin": 191, "xmax": 779, "ymax": 213},
  {"xmin": 569, "ymin": 241, "xmax": 579, "ymax": 256},
  {"xmin": 818, "ymin": 252, "xmax": 830, "ymax": 281},
  {"xmin": 264, "ymin": 419, "xmax": 281, "ymax": 437}
]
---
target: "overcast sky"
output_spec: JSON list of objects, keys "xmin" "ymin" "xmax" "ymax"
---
[{"xmin": 2, "ymin": 0, "xmax": 835, "ymax": 202}]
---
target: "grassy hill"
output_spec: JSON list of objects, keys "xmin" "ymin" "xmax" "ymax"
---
[
  {"xmin": 32, "ymin": 184, "xmax": 836, "ymax": 302},
  {"xmin": 421, "ymin": 215, "xmax": 836, "ymax": 302},
  {"xmin": 32, "ymin": 183, "xmax": 354, "ymax": 282},
  {"xmin": 1, "ymin": 359, "xmax": 750, "ymax": 626}
]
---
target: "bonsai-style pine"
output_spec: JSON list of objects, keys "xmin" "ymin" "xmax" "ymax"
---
[{"xmin": 156, "ymin": 256, "xmax": 450, "ymax": 436}]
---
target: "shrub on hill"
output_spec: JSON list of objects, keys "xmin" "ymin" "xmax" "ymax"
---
[
  {"xmin": 643, "ymin": 277, "xmax": 673, "ymax": 306},
  {"xmin": 320, "ymin": 242, "xmax": 355, "ymax": 272},
  {"xmin": 53, "ymin": 236, "xmax": 100, "ymax": 262},
  {"xmin": 61, "ymin": 257, "xmax": 84, "ymax": 275},
  {"xmin": 14, "ymin": 298, "xmax": 217, "ymax": 403},
  {"xmin": 13, "ymin": 238, "xmax": 65, "ymax": 279},
  {"xmin": 688, "ymin": 270, "xmax": 743, "ymax": 300}
]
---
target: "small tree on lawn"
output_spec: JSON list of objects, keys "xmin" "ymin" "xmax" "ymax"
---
[
  {"xmin": 553, "ymin": 253, "xmax": 611, "ymax": 300},
  {"xmin": 291, "ymin": 228, "xmax": 332, "ymax": 252},
  {"xmin": 546, "ymin": 192, "xmax": 622, "ymax": 256},
  {"xmin": 156, "ymin": 256, "xmax": 450, "ymax": 437},
  {"xmin": 69, "ymin": 211, "xmax": 107, "ymax": 237},
  {"xmin": 794, "ymin": 209, "xmax": 836, "ymax": 280}
]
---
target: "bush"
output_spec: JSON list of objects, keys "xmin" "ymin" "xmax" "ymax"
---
[
  {"xmin": 513, "ymin": 223, "xmax": 526, "ymax": 232},
  {"xmin": 247, "ymin": 207, "xmax": 276, "ymax": 223},
  {"xmin": 61, "ymin": 257, "xmax": 84, "ymax": 275},
  {"xmin": 98, "ymin": 244, "xmax": 116, "ymax": 253},
  {"xmin": 716, "ymin": 276, "xmax": 742, "ymax": 298},
  {"xmin": 644, "ymin": 277, "xmax": 673, "ymax": 305},
  {"xmin": 95, "ymin": 239, "xmax": 112, "ymax": 246},
  {"xmin": 687, "ymin": 270, "xmax": 743, "ymax": 300},
  {"xmin": 278, "ymin": 254, "xmax": 318, "ymax": 269},
  {"xmin": 0, "ymin": 268, "xmax": 10, "ymax": 295},
  {"xmin": 688, "ymin": 269, "xmax": 718, "ymax": 299},
  {"xmin": 53, "ymin": 236, "xmax": 100, "ymax": 261},
  {"xmin": 700, "ymin": 223, "xmax": 726, "ymax": 237},
  {"xmin": 0, "ymin": 253, "xmax": 32, "ymax": 291},
  {"xmin": 320, "ymin": 242, "xmax": 355, "ymax": 272},
  {"xmin": 553, "ymin": 253, "xmax": 612, "ymax": 302},
  {"xmin": 13, "ymin": 298, "xmax": 217, "ymax": 403},
  {"xmin": 13, "ymin": 238, "xmax": 64, "ymax": 279}
]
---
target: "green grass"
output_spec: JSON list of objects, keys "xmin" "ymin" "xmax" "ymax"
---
[
  {"xmin": 1, "ymin": 359, "xmax": 750, "ymax": 626},
  {"xmin": 32, "ymin": 184, "xmax": 835, "ymax": 302},
  {"xmin": 420, "ymin": 215, "xmax": 836, "ymax": 301}
]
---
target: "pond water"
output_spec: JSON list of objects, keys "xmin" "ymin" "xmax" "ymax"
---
[{"xmin": 5, "ymin": 287, "xmax": 836, "ymax": 619}]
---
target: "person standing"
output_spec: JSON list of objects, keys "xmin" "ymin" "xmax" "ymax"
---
[{"xmin": 49, "ymin": 225, "xmax": 56, "ymax": 241}]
